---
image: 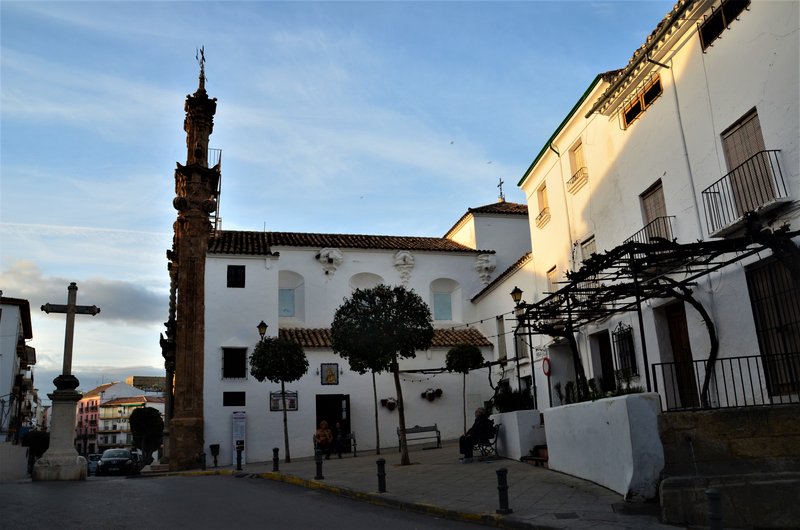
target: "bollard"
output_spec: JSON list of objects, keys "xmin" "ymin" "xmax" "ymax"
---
[
  {"xmin": 495, "ymin": 468, "xmax": 513, "ymax": 514},
  {"xmin": 314, "ymin": 449, "xmax": 324, "ymax": 480},
  {"xmin": 236, "ymin": 447, "xmax": 243, "ymax": 471},
  {"xmin": 706, "ymin": 487, "xmax": 722, "ymax": 530},
  {"xmin": 200, "ymin": 452, "xmax": 207, "ymax": 471},
  {"xmin": 272, "ymin": 447, "xmax": 280, "ymax": 472},
  {"xmin": 376, "ymin": 458, "xmax": 387, "ymax": 493}
]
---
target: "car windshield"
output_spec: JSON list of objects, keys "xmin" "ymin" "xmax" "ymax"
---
[
  {"xmin": 104, "ymin": 450, "xmax": 129, "ymax": 458},
  {"xmin": 89, "ymin": 454, "xmax": 101, "ymax": 461}
]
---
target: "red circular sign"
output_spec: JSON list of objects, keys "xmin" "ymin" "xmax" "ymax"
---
[{"xmin": 542, "ymin": 357, "xmax": 551, "ymax": 376}]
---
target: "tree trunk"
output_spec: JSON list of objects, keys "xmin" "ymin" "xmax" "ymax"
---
[
  {"xmin": 392, "ymin": 361, "xmax": 410, "ymax": 465},
  {"xmin": 372, "ymin": 371, "xmax": 381, "ymax": 455},
  {"xmin": 281, "ymin": 381, "xmax": 291, "ymax": 463}
]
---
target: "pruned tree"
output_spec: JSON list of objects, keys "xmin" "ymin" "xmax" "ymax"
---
[
  {"xmin": 331, "ymin": 285, "xmax": 434, "ymax": 466},
  {"xmin": 250, "ymin": 336, "xmax": 308, "ymax": 463},
  {"xmin": 445, "ymin": 343, "xmax": 485, "ymax": 432},
  {"xmin": 129, "ymin": 406, "xmax": 164, "ymax": 465}
]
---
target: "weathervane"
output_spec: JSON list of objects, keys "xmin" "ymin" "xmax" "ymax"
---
[
  {"xmin": 497, "ymin": 178, "xmax": 505, "ymax": 202},
  {"xmin": 196, "ymin": 46, "xmax": 206, "ymax": 90}
]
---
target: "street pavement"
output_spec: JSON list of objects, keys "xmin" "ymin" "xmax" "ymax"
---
[{"xmin": 179, "ymin": 441, "xmax": 682, "ymax": 529}]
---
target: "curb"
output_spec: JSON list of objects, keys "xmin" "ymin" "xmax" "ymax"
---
[{"xmin": 253, "ymin": 471, "xmax": 556, "ymax": 530}]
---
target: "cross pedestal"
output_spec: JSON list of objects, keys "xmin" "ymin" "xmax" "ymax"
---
[{"xmin": 33, "ymin": 282, "xmax": 100, "ymax": 481}]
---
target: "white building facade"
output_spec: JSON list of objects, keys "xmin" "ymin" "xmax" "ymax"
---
[{"xmin": 518, "ymin": 0, "xmax": 799, "ymax": 412}]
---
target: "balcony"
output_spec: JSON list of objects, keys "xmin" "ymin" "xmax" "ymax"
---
[
  {"xmin": 623, "ymin": 216, "xmax": 675, "ymax": 245},
  {"xmin": 535, "ymin": 207, "xmax": 551, "ymax": 229},
  {"xmin": 701, "ymin": 150, "xmax": 789, "ymax": 237},
  {"xmin": 566, "ymin": 166, "xmax": 589, "ymax": 194}
]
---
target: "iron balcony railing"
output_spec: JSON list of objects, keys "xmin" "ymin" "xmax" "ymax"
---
[
  {"xmin": 701, "ymin": 150, "xmax": 787, "ymax": 235},
  {"xmin": 623, "ymin": 216, "xmax": 675, "ymax": 245},
  {"xmin": 652, "ymin": 352, "xmax": 800, "ymax": 412},
  {"xmin": 535, "ymin": 207, "xmax": 551, "ymax": 228},
  {"xmin": 566, "ymin": 166, "xmax": 588, "ymax": 193}
]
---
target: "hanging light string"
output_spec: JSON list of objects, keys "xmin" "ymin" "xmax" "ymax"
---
[{"xmin": 444, "ymin": 308, "xmax": 519, "ymax": 332}]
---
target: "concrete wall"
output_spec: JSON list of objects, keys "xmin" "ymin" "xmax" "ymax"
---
[
  {"xmin": 0, "ymin": 443, "xmax": 28, "ymax": 481},
  {"xmin": 543, "ymin": 393, "xmax": 664, "ymax": 500},
  {"xmin": 491, "ymin": 409, "xmax": 545, "ymax": 461}
]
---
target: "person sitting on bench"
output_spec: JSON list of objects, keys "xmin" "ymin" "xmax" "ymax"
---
[{"xmin": 458, "ymin": 407, "xmax": 493, "ymax": 463}]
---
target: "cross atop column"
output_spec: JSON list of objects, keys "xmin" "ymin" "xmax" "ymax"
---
[
  {"xmin": 497, "ymin": 178, "xmax": 505, "ymax": 202},
  {"xmin": 42, "ymin": 282, "xmax": 100, "ymax": 389}
]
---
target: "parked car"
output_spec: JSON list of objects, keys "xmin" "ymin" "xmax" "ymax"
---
[
  {"xmin": 95, "ymin": 448, "xmax": 140, "ymax": 476},
  {"xmin": 86, "ymin": 453, "xmax": 102, "ymax": 475}
]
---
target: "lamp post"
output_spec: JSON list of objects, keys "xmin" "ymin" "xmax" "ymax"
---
[
  {"xmin": 510, "ymin": 287, "xmax": 525, "ymax": 390},
  {"xmin": 257, "ymin": 320, "xmax": 268, "ymax": 342}
]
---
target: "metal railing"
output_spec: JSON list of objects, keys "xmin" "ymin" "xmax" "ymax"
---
[
  {"xmin": 701, "ymin": 150, "xmax": 787, "ymax": 235},
  {"xmin": 566, "ymin": 167, "xmax": 588, "ymax": 193},
  {"xmin": 535, "ymin": 207, "xmax": 551, "ymax": 228},
  {"xmin": 652, "ymin": 352, "xmax": 800, "ymax": 411},
  {"xmin": 623, "ymin": 216, "xmax": 675, "ymax": 245}
]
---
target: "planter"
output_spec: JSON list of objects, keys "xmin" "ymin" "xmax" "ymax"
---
[{"xmin": 489, "ymin": 409, "xmax": 545, "ymax": 461}]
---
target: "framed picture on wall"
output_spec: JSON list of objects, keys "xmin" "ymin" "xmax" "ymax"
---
[
  {"xmin": 269, "ymin": 391, "xmax": 298, "ymax": 411},
  {"xmin": 321, "ymin": 363, "xmax": 339, "ymax": 385}
]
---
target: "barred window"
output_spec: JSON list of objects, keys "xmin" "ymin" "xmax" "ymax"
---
[
  {"xmin": 612, "ymin": 323, "xmax": 638, "ymax": 378},
  {"xmin": 222, "ymin": 347, "xmax": 248, "ymax": 379}
]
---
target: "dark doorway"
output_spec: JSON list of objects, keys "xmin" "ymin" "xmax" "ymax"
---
[
  {"xmin": 315, "ymin": 394, "xmax": 352, "ymax": 454},
  {"xmin": 665, "ymin": 303, "xmax": 699, "ymax": 408},
  {"xmin": 596, "ymin": 331, "xmax": 617, "ymax": 393}
]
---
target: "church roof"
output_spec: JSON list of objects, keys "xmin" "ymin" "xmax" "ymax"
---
[
  {"xmin": 209, "ymin": 230, "xmax": 489, "ymax": 255},
  {"xmin": 443, "ymin": 201, "xmax": 528, "ymax": 239},
  {"xmin": 279, "ymin": 327, "xmax": 492, "ymax": 349}
]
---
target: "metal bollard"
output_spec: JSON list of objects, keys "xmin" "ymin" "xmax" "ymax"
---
[
  {"xmin": 272, "ymin": 447, "xmax": 280, "ymax": 472},
  {"xmin": 200, "ymin": 452, "xmax": 207, "ymax": 471},
  {"xmin": 236, "ymin": 447, "xmax": 243, "ymax": 471},
  {"xmin": 495, "ymin": 468, "xmax": 513, "ymax": 514},
  {"xmin": 376, "ymin": 458, "xmax": 387, "ymax": 493},
  {"xmin": 314, "ymin": 449, "xmax": 324, "ymax": 480},
  {"xmin": 706, "ymin": 487, "xmax": 722, "ymax": 530}
]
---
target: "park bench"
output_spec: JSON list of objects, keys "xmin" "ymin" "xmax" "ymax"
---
[
  {"xmin": 398, "ymin": 424, "xmax": 441, "ymax": 450},
  {"xmin": 473, "ymin": 422, "xmax": 501, "ymax": 458}
]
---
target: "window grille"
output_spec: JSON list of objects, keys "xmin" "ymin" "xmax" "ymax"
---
[
  {"xmin": 226, "ymin": 265, "xmax": 245, "ymax": 288},
  {"xmin": 699, "ymin": 0, "xmax": 750, "ymax": 51},
  {"xmin": 222, "ymin": 347, "xmax": 248, "ymax": 379},
  {"xmin": 612, "ymin": 323, "xmax": 638, "ymax": 378},
  {"xmin": 622, "ymin": 75, "xmax": 662, "ymax": 128}
]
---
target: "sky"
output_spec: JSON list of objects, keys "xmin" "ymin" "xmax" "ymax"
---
[{"xmin": 1, "ymin": 0, "xmax": 675, "ymax": 400}]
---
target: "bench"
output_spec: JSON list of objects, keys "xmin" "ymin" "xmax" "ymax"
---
[
  {"xmin": 473, "ymin": 423, "xmax": 501, "ymax": 458},
  {"xmin": 313, "ymin": 432, "xmax": 357, "ymax": 458},
  {"xmin": 398, "ymin": 424, "xmax": 441, "ymax": 450}
]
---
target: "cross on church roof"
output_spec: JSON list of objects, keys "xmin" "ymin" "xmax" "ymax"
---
[{"xmin": 497, "ymin": 178, "xmax": 505, "ymax": 202}]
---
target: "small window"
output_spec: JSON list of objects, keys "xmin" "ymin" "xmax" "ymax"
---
[
  {"xmin": 612, "ymin": 323, "xmax": 639, "ymax": 378},
  {"xmin": 433, "ymin": 292, "xmax": 452, "ymax": 320},
  {"xmin": 223, "ymin": 392, "xmax": 246, "ymax": 406},
  {"xmin": 699, "ymin": 0, "xmax": 750, "ymax": 51},
  {"xmin": 279, "ymin": 289, "xmax": 295, "ymax": 317},
  {"xmin": 581, "ymin": 237, "xmax": 596, "ymax": 262},
  {"xmin": 222, "ymin": 347, "xmax": 248, "ymax": 379},
  {"xmin": 496, "ymin": 316, "xmax": 507, "ymax": 360},
  {"xmin": 227, "ymin": 265, "xmax": 245, "ymax": 288},
  {"xmin": 535, "ymin": 183, "xmax": 551, "ymax": 228},
  {"xmin": 546, "ymin": 266, "xmax": 558, "ymax": 293},
  {"xmin": 622, "ymin": 75, "xmax": 662, "ymax": 128}
]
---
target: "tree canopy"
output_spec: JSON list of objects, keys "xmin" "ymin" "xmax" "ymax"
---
[
  {"xmin": 331, "ymin": 284, "xmax": 434, "ymax": 465},
  {"xmin": 445, "ymin": 343, "xmax": 485, "ymax": 374},
  {"xmin": 129, "ymin": 406, "xmax": 164, "ymax": 465},
  {"xmin": 250, "ymin": 336, "xmax": 308, "ymax": 384}
]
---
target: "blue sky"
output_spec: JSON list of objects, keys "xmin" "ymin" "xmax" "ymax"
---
[{"xmin": 1, "ymin": 0, "xmax": 674, "ymax": 398}]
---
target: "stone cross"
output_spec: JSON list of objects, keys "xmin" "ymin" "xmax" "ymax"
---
[{"xmin": 41, "ymin": 282, "xmax": 100, "ymax": 378}]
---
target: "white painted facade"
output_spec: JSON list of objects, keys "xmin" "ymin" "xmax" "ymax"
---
[
  {"xmin": 202, "ymin": 206, "xmax": 533, "ymax": 465},
  {"xmin": 519, "ymin": 0, "xmax": 799, "ymax": 411}
]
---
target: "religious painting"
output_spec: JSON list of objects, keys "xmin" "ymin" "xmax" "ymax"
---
[
  {"xmin": 320, "ymin": 363, "xmax": 339, "ymax": 385},
  {"xmin": 269, "ymin": 391, "xmax": 298, "ymax": 411}
]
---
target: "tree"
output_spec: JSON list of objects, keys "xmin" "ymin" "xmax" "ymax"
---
[
  {"xmin": 250, "ymin": 336, "xmax": 308, "ymax": 463},
  {"xmin": 445, "ymin": 343, "xmax": 485, "ymax": 432},
  {"xmin": 331, "ymin": 284, "xmax": 434, "ymax": 466},
  {"xmin": 130, "ymin": 406, "xmax": 164, "ymax": 465}
]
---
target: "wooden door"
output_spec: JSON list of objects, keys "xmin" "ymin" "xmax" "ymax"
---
[{"xmin": 665, "ymin": 303, "xmax": 699, "ymax": 408}]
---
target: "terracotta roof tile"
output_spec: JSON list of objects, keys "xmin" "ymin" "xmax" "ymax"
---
[
  {"xmin": 279, "ymin": 327, "xmax": 492, "ymax": 349},
  {"xmin": 102, "ymin": 395, "xmax": 165, "ymax": 406},
  {"xmin": 82, "ymin": 382, "xmax": 117, "ymax": 398},
  {"xmin": 209, "ymin": 231, "xmax": 488, "ymax": 255}
]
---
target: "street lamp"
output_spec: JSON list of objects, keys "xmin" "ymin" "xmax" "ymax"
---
[
  {"xmin": 257, "ymin": 320, "xmax": 268, "ymax": 342},
  {"xmin": 509, "ymin": 287, "xmax": 525, "ymax": 393}
]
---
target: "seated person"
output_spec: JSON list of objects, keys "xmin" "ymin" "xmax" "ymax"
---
[
  {"xmin": 333, "ymin": 421, "xmax": 347, "ymax": 458},
  {"xmin": 458, "ymin": 407, "xmax": 493, "ymax": 463},
  {"xmin": 314, "ymin": 420, "xmax": 334, "ymax": 459}
]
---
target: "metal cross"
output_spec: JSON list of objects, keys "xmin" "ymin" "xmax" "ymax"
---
[
  {"xmin": 497, "ymin": 178, "xmax": 505, "ymax": 201},
  {"xmin": 41, "ymin": 282, "xmax": 101, "ymax": 377}
]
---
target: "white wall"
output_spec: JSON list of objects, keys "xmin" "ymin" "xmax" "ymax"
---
[{"xmin": 543, "ymin": 393, "xmax": 664, "ymax": 500}]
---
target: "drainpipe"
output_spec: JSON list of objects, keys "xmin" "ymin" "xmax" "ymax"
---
[{"xmin": 548, "ymin": 143, "xmax": 576, "ymax": 271}]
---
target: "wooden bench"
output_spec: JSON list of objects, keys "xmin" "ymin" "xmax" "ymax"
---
[
  {"xmin": 473, "ymin": 423, "xmax": 501, "ymax": 458},
  {"xmin": 398, "ymin": 424, "xmax": 441, "ymax": 450}
]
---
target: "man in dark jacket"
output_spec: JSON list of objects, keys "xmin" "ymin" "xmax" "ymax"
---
[{"xmin": 459, "ymin": 407, "xmax": 494, "ymax": 463}]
